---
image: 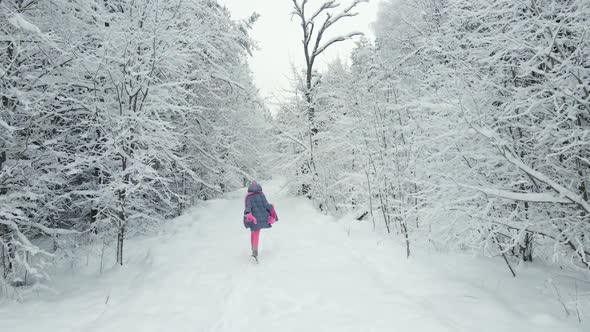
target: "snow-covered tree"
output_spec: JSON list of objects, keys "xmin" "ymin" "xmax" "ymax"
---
[
  {"xmin": 279, "ymin": 0, "xmax": 590, "ymax": 275},
  {"xmin": 287, "ymin": 0, "xmax": 368, "ymax": 196},
  {"xmin": 0, "ymin": 0, "xmax": 267, "ymax": 291}
]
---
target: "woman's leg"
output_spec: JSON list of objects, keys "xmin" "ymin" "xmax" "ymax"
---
[{"xmin": 250, "ymin": 230, "xmax": 261, "ymax": 256}]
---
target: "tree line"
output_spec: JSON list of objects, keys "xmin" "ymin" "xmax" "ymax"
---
[
  {"xmin": 277, "ymin": 0, "xmax": 589, "ymax": 283},
  {"xmin": 0, "ymin": 0, "xmax": 267, "ymax": 294}
]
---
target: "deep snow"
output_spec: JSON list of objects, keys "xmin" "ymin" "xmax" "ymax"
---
[{"xmin": 0, "ymin": 179, "xmax": 587, "ymax": 331}]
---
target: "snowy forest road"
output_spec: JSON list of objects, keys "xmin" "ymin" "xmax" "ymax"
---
[{"xmin": 0, "ymin": 180, "xmax": 585, "ymax": 331}]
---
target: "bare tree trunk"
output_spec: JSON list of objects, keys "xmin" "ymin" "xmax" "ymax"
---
[
  {"xmin": 1, "ymin": 246, "xmax": 6, "ymax": 280},
  {"xmin": 0, "ymin": 151, "xmax": 5, "ymax": 172},
  {"xmin": 116, "ymin": 223, "xmax": 125, "ymax": 266},
  {"xmin": 1, "ymin": 238, "xmax": 8, "ymax": 280},
  {"xmin": 401, "ymin": 222, "xmax": 411, "ymax": 258},
  {"xmin": 520, "ymin": 231, "xmax": 533, "ymax": 262},
  {"xmin": 116, "ymin": 153, "xmax": 128, "ymax": 266},
  {"xmin": 364, "ymin": 169, "xmax": 376, "ymax": 230},
  {"xmin": 0, "ymin": 225, "xmax": 13, "ymax": 279}
]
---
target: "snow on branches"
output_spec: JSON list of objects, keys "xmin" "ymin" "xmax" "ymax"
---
[
  {"xmin": 277, "ymin": 0, "xmax": 590, "ymax": 276},
  {"xmin": 0, "ymin": 0, "xmax": 267, "ymax": 293}
]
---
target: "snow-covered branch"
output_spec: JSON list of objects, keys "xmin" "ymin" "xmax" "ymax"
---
[
  {"xmin": 460, "ymin": 184, "xmax": 572, "ymax": 204},
  {"xmin": 500, "ymin": 147, "xmax": 590, "ymax": 214},
  {"xmin": 314, "ymin": 31, "xmax": 364, "ymax": 57}
]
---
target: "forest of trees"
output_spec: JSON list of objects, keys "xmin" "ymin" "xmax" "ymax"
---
[
  {"xmin": 1, "ymin": 0, "xmax": 589, "ymax": 318},
  {"xmin": 1, "ymin": 0, "xmax": 268, "ymax": 292},
  {"xmin": 275, "ymin": 0, "xmax": 590, "ymax": 282}
]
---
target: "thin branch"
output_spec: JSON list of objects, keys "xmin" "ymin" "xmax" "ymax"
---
[
  {"xmin": 314, "ymin": 31, "xmax": 363, "ymax": 57},
  {"xmin": 309, "ymin": 1, "xmax": 339, "ymax": 23}
]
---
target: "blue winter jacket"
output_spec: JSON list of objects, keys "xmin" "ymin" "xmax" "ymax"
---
[{"xmin": 244, "ymin": 183, "xmax": 273, "ymax": 231}]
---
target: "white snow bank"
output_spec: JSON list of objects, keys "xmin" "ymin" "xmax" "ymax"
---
[{"xmin": 0, "ymin": 178, "xmax": 587, "ymax": 331}]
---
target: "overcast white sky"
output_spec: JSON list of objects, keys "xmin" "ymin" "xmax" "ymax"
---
[{"xmin": 217, "ymin": 0, "xmax": 382, "ymax": 109}]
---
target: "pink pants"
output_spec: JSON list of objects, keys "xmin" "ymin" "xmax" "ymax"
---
[{"xmin": 251, "ymin": 230, "xmax": 261, "ymax": 248}]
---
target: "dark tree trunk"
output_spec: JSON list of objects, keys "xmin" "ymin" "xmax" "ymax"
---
[
  {"xmin": 0, "ymin": 151, "xmax": 5, "ymax": 171},
  {"xmin": 1, "ymin": 225, "xmax": 14, "ymax": 279},
  {"xmin": 116, "ymin": 224, "xmax": 125, "ymax": 266},
  {"xmin": 401, "ymin": 222, "xmax": 411, "ymax": 258},
  {"xmin": 520, "ymin": 231, "xmax": 533, "ymax": 262}
]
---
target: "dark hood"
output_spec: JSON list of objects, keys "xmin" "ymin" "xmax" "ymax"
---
[{"xmin": 247, "ymin": 183, "xmax": 263, "ymax": 192}]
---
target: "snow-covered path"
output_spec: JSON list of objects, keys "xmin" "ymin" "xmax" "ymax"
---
[{"xmin": 0, "ymin": 180, "xmax": 586, "ymax": 331}]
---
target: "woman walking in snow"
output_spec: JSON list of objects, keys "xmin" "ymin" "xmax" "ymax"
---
[{"xmin": 243, "ymin": 181, "xmax": 277, "ymax": 260}]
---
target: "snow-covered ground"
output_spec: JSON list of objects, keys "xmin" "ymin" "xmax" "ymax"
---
[{"xmin": 0, "ymin": 179, "xmax": 587, "ymax": 331}]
